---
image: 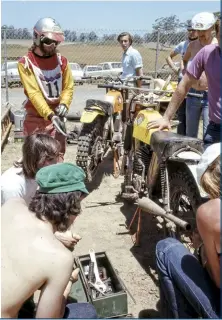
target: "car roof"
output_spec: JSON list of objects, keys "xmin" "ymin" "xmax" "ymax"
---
[
  {"xmin": 5, "ymin": 61, "xmax": 18, "ymax": 64},
  {"xmin": 85, "ymin": 65, "xmax": 100, "ymax": 67},
  {"xmin": 98, "ymin": 62, "xmax": 121, "ymax": 64}
]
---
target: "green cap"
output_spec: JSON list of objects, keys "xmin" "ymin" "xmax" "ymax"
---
[{"xmin": 36, "ymin": 163, "xmax": 89, "ymax": 194}]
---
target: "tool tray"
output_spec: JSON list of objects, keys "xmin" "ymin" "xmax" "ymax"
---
[{"xmin": 68, "ymin": 251, "xmax": 128, "ymax": 318}]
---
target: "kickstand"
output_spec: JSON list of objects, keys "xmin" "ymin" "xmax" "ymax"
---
[
  {"xmin": 113, "ymin": 146, "xmax": 121, "ymax": 178},
  {"xmin": 116, "ymin": 207, "xmax": 142, "ymax": 246}
]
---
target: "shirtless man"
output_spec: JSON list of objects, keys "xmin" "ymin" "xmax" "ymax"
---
[
  {"xmin": 165, "ymin": 22, "xmax": 198, "ymax": 135},
  {"xmin": 182, "ymin": 12, "xmax": 217, "ymax": 138},
  {"xmin": 1, "ymin": 163, "xmax": 97, "ymax": 319}
]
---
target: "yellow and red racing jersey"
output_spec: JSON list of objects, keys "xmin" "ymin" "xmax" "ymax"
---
[{"xmin": 18, "ymin": 51, "xmax": 74, "ymax": 120}]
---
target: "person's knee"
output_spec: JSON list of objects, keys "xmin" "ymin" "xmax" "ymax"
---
[
  {"xmin": 66, "ymin": 303, "xmax": 97, "ymax": 319},
  {"xmin": 156, "ymin": 237, "xmax": 180, "ymax": 259},
  {"xmin": 83, "ymin": 303, "xmax": 97, "ymax": 318}
]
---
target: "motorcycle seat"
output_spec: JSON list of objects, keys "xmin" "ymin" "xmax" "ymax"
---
[
  {"xmin": 85, "ymin": 99, "xmax": 113, "ymax": 116},
  {"xmin": 150, "ymin": 131, "xmax": 203, "ymax": 159}
]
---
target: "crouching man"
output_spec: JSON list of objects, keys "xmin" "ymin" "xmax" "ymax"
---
[{"xmin": 1, "ymin": 163, "xmax": 97, "ymax": 319}]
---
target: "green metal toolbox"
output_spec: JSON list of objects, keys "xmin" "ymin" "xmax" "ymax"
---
[{"xmin": 68, "ymin": 251, "xmax": 128, "ymax": 318}]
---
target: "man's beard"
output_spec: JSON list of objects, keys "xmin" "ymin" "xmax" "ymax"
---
[
  {"xmin": 188, "ymin": 36, "xmax": 198, "ymax": 42},
  {"xmin": 40, "ymin": 42, "xmax": 57, "ymax": 57}
]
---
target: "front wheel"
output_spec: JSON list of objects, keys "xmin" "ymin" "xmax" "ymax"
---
[
  {"xmin": 169, "ymin": 169, "xmax": 202, "ymax": 251},
  {"xmin": 76, "ymin": 117, "xmax": 105, "ymax": 182}
]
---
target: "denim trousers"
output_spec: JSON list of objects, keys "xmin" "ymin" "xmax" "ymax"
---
[
  {"xmin": 186, "ymin": 88, "xmax": 209, "ymax": 138},
  {"xmin": 177, "ymin": 98, "xmax": 186, "ymax": 135},
  {"xmin": 176, "ymin": 76, "xmax": 186, "ymax": 136},
  {"xmin": 203, "ymin": 121, "xmax": 221, "ymax": 149},
  {"xmin": 156, "ymin": 238, "xmax": 220, "ymax": 319},
  {"xmin": 64, "ymin": 302, "xmax": 97, "ymax": 318}
]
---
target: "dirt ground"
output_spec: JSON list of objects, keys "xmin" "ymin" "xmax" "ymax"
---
[{"xmin": 1, "ymin": 121, "xmax": 165, "ymax": 318}]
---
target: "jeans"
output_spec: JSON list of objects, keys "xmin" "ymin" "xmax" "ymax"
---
[
  {"xmin": 156, "ymin": 238, "xmax": 220, "ymax": 319},
  {"xmin": 176, "ymin": 76, "xmax": 186, "ymax": 136},
  {"xmin": 177, "ymin": 98, "xmax": 186, "ymax": 135},
  {"xmin": 186, "ymin": 88, "xmax": 209, "ymax": 138},
  {"xmin": 204, "ymin": 121, "xmax": 221, "ymax": 149},
  {"xmin": 64, "ymin": 303, "xmax": 97, "ymax": 319},
  {"xmin": 18, "ymin": 300, "xmax": 97, "ymax": 319}
]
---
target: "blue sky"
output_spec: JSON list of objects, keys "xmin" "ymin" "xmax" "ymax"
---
[{"xmin": 1, "ymin": 1, "xmax": 220, "ymax": 32}]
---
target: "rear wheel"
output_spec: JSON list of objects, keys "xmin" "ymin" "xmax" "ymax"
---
[
  {"xmin": 76, "ymin": 117, "xmax": 105, "ymax": 182},
  {"xmin": 169, "ymin": 169, "xmax": 202, "ymax": 252}
]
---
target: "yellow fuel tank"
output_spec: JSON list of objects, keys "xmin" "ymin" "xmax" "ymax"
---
[
  {"xmin": 133, "ymin": 109, "xmax": 168, "ymax": 145},
  {"xmin": 105, "ymin": 90, "xmax": 123, "ymax": 113}
]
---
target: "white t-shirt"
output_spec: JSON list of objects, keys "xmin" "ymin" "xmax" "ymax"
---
[
  {"xmin": 174, "ymin": 40, "xmax": 189, "ymax": 58},
  {"xmin": 1, "ymin": 167, "xmax": 38, "ymax": 206}
]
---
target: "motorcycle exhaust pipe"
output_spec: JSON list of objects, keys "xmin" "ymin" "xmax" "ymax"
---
[{"xmin": 137, "ymin": 198, "xmax": 191, "ymax": 231}]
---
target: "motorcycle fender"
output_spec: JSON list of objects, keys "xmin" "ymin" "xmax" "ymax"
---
[
  {"xmin": 133, "ymin": 109, "xmax": 168, "ymax": 144},
  {"xmin": 176, "ymin": 151, "xmax": 208, "ymax": 198},
  {"xmin": 80, "ymin": 110, "xmax": 105, "ymax": 123}
]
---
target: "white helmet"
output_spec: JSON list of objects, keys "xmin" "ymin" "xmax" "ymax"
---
[
  {"xmin": 33, "ymin": 17, "xmax": 65, "ymax": 46},
  {"xmin": 191, "ymin": 12, "xmax": 216, "ymax": 30}
]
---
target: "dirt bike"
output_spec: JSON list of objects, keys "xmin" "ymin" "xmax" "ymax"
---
[
  {"xmin": 119, "ymin": 83, "xmax": 207, "ymax": 246},
  {"xmin": 76, "ymin": 76, "xmax": 151, "ymax": 182},
  {"xmin": 76, "ymin": 77, "xmax": 125, "ymax": 182}
]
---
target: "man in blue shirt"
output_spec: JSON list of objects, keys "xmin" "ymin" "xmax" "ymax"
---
[{"xmin": 117, "ymin": 32, "xmax": 143, "ymax": 87}]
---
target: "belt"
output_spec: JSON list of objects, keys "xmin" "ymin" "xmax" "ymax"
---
[{"xmin": 187, "ymin": 91, "xmax": 208, "ymax": 99}]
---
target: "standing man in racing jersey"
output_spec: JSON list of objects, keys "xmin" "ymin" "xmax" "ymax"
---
[
  {"xmin": 18, "ymin": 17, "xmax": 74, "ymax": 159},
  {"xmin": 166, "ymin": 23, "xmax": 198, "ymax": 135}
]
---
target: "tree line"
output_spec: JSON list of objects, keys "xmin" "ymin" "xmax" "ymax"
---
[{"xmin": 2, "ymin": 13, "xmax": 220, "ymax": 45}]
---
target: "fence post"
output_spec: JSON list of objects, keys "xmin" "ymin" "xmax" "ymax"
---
[
  {"xmin": 3, "ymin": 28, "xmax": 9, "ymax": 104},
  {"xmin": 154, "ymin": 28, "xmax": 160, "ymax": 78}
]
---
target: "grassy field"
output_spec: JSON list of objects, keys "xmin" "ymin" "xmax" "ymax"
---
[{"xmin": 1, "ymin": 42, "xmax": 176, "ymax": 73}]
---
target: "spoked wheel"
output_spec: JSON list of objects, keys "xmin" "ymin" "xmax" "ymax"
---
[
  {"xmin": 76, "ymin": 117, "xmax": 105, "ymax": 182},
  {"xmin": 169, "ymin": 170, "xmax": 202, "ymax": 252}
]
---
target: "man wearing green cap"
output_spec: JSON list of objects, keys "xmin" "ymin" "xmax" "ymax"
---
[{"xmin": 1, "ymin": 163, "xmax": 97, "ymax": 319}]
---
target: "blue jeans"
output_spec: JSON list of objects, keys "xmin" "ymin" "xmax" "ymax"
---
[
  {"xmin": 64, "ymin": 303, "xmax": 97, "ymax": 318},
  {"xmin": 177, "ymin": 98, "xmax": 186, "ymax": 135},
  {"xmin": 204, "ymin": 121, "xmax": 221, "ymax": 149},
  {"xmin": 186, "ymin": 88, "xmax": 209, "ymax": 138},
  {"xmin": 176, "ymin": 76, "xmax": 186, "ymax": 136},
  {"xmin": 156, "ymin": 238, "xmax": 220, "ymax": 319}
]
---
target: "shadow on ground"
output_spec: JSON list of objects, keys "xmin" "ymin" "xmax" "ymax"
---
[
  {"xmin": 85, "ymin": 150, "xmax": 115, "ymax": 193},
  {"xmin": 116, "ymin": 196, "xmax": 165, "ymax": 289}
]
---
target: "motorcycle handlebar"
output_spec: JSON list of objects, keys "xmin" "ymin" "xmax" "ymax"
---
[
  {"xmin": 98, "ymin": 83, "xmax": 116, "ymax": 89},
  {"xmin": 97, "ymin": 83, "xmax": 174, "ymax": 94}
]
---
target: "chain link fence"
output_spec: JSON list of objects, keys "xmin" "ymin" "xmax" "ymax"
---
[{"xmin": 1, "ymin": 27, "xmax": 187, "ymax": 107}]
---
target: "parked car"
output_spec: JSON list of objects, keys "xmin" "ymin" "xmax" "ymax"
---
[
  {"xmin": 148, "ymin": 61, "xmax": 181, "ymax": 81},
  {"xmin": 69, "ymin": 62, "xmax": 84, "ymax": 84},
  {"xmin": 1, "ymin": 61, "xmax": 21, "ymax": 87},
  {"xmin": 83, "ymin": 65, "xmax": 103, "ymax": 78},
  {"xmin": 97, "ymin": 62, "xmax": 122, "ymax": 78}
]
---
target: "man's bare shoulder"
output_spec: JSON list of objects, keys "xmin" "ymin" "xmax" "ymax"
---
[
  {"xmin": 45, "ymin": 243, "xmax": 74, "ymax": 280},
  {"xmin": 44, "ymin": 236, "xmax": 74, "ymax": 267},
  {"xmin": 197, "ymin": 199, "xmax": 220, "ymax": 228},
  {"xmin": 188, "ymin": 39, "xmax": 199, "ymax": 50}
]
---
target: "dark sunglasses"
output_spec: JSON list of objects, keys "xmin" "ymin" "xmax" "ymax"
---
[{"xmin": 41, "ymin": 38, "xmax": 59, "ymax": 46}]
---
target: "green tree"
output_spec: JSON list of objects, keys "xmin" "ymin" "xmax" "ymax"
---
[
  {"xmin": 88, "ymin": 31, "xmax": 98, "ymax": 42},
  {"xmin": 152, "ymin": 15, "xmax": 183, "ymax": 34}
]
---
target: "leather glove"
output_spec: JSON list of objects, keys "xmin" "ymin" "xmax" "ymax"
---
[
  {"xmin": 51, "ymin": 115, "xmax": 67, "ymax": 136},
  {"xmin": 55, "ymin": 104, "xmax": 68, "ymax": 117}
]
